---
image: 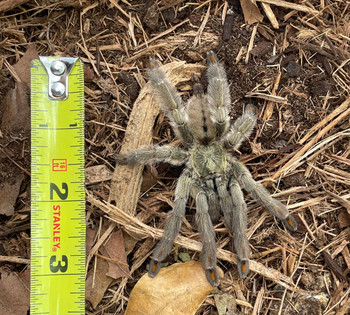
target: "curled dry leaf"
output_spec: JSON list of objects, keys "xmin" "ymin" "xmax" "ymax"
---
[
  {"xmin": 240, "ymin": 0, "xmax": 264, "ymax": 24},
  {"xmin": 125, "ymin": 261, "xmax": 221, "ymax": 315}
]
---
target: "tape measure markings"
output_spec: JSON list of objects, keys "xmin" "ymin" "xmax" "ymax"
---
[{"xmin": 31, "ymin": 57, "xmax": 85, "ymax": 314}]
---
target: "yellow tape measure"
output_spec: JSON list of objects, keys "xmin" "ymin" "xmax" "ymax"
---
[{"xmin": 31, "ymin": 57, "xmax": 85, "ymax": 314}]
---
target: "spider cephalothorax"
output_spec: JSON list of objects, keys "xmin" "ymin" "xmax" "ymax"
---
[{"xmin": 116, "ymin": 52, "xmax": 297, "ymax": 286}]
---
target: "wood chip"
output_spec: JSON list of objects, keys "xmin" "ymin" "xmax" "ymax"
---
[{"xmin": 246, "ymin": 92, "xmax": 288, "ymax": 104}]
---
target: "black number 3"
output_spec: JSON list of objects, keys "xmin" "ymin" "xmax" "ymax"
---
[{"xmin": 50, "ymin": 255, "xmax": 68, "ymax": 273}]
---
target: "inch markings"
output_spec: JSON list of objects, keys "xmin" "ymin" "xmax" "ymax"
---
[{"xmin": 31, "ymin": 58, "xmax": 85, "ymax": 315}]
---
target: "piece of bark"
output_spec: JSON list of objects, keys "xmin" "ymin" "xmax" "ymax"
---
[
  {"xmin": 321, "ymin": 251, "xmax": 347, "ymax": 281},
  {"xmin": 109, "ymin": 62, "xmax": 205, "ymax": 214},
  {"xmin": 223, "ymin": 8, "xmax": 234, "ymax": 41}
]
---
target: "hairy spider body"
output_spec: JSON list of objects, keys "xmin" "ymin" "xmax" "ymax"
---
[
  {"xmin": 116, "ymin": 52, "xmax": 297, "ymax": 286},
  {"xmin": 191, "ymin": 143, "xmax": 227, "ymax": 178}
]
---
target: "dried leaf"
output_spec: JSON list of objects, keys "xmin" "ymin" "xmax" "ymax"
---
[
  {"xmin": 125, "ymin": 261, "xmax": 219, "ymax": 315},
  {"xmin": 85, "ymin": 165, "xmax": 113, "ymax": 185},
  {"xmin": 0, "ymin": 174, "xmax": 23, "ymax": 216},
  {"xmin": 86, "ymin": 227, "xmax": 96, "ymax": 253},
  {"xmin": 240, "ymin": 0, "xmax": 263, "ymax": 24},
  {"xmin": 0, "ymin": 267, "xmax": 30, "ymax": 315},
  {"xmin": 86, "ymin": 257, "xmax": 113, "ymax": 309},
  {"xmin": 12, "ymin": 44, "xmax": 39, "ymax": 86},
  {"xmin": 100, "ymin": 229, "xmax": 131, "ymax": 279},
  {"xmin": 123, "ymin": 230, "xmax": 139, "ymax": 255},
  {"xmin": 250, "ymin": 39, "xmax": 272, "ymax": 57},
  {"xmin": 338, "ymin": 211, "xmax": 350, "ymax": 228},
  {"xmin": 214, "ymin": 292, "xmax": 236, "ymax": 315},
  {"xmin": 0, "ymin": 82, "xmax": 30, "ymax": 133}
]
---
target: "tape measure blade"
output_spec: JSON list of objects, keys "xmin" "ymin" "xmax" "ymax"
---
[{"xmin": 31, "ymin": 58, "xmax": 85, "ymax": 314}]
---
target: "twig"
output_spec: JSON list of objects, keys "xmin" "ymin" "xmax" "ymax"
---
[
  {"xmin": 246, "ymin": 92, "xmax": 288, "ymax": 104},
  {"xmin": 95, "ymin": 253, "xmax": 129, "ymax": 268},
  {"xmin": 292, "ymin": 38, "xmax": 335, "ymax": 59},
  {"xmin": 299, "ymin": 97, "xmax": 350, "ymax": 144},
  {"xmin": 0, "ymin": 148, "xmax": 30, "ymax": 176},
  {"xmin": 193, "ymin": 3, "xmax": 210, "ymax": 47},
  {"xmin": 0, "ymin": 255, "xmax": 30, "ymax": 264},
  {"xmin": 245, "ymin": 23, "xmax": 258, "ymax": 64},
  {"xmin": 262, "ymin": 69, "xmax": 282, "ymax": 121},
  {"xmin": 257, "ymin": 0, "xmax": 318, "ymax": 14},
  {"xmin": 261, "ymin": 3, "xmax": 279, "ymax": 29},
  {"xmin": 272, "ymin": 100, "xmax": 350, "ymax": 179},
  {"xmin": 0, "ymin": 223, "xmax": 30, "ymax": 237},
  {"xmin": 135, "ymin": 19, "xmax": 189, "ymax": 50}
]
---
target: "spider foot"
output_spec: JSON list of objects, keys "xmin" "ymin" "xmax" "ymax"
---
[
  {"xmin": 205, "ymin": 267, "xmax": 220, "ymax": 287},
  {"xmin": 244, "ymin": 103, "xmax": 256, "ymax": 115},
  {"xmin": 237, "ymin": 260, "xmax": 249, "ymax": 279},
  {"xmin": 115, "ymin": 154, "xmax": 129, "ymax": 165},
  {"xmin": 148, "ymin": 58, "xmax": 160, "ymax": 70},
  {"xmin": 148, "ymin": 259, "xmax": 161, "ymax": 278},
  {"xmin": 207, "ymin": 50, "xmax": 218, "ymax": 64},
  {"xmin": 283, "ymin": 214, "xmax": 298, "ymax": 232}
]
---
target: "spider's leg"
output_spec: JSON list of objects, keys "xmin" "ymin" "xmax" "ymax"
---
[
  {"xmin": 148, "ymin": 170, "xmax": 192, "ymax": 278},
  {"xmin": 206, "ymin": 51, "xmax": 231, "ymax": 137},
  {"xmin": 191, "ymin": 185, "xmax": 219, "ymax": 286},
  {"xmin": 224, "ymin": 104, "xmax": 257, "ymax": 150},
  {"xmin": 148, "ymin": 59, "xmax": 193, "ymax": 145},
  {"xmin": 231, "ymin": 158, "xmax": 298, "ymax": 232},
  {"xmin": 215, "ymin": 176, "xmax": 250, "ymax": 278},
  {"xmin": 205, "ymin": 179, "xmax": 221, "ymax": 222},
  {"xmin": 214, "ymin": 177, "xmax": 234, "ymax": 228},
  {"xmin": 228, "ymin": 177, "xmax": 251, "ymax": 278},
  {"xmin": 116, "ymin": 145, "xmax": 188, "ymax": 166}
]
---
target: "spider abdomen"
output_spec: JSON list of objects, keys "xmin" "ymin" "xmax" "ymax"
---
[{"xmin": 191, "ymin": 143, "xmax": 228, "ymax": 178}]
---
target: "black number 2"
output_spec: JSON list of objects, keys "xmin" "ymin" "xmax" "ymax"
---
[
  {"xmin": 50, "ymin": 182, "xmax": 68, "ymax": 200},
  {"xmin": 50, "ymin": 255, "xmax": 68, "ymax": 273}
]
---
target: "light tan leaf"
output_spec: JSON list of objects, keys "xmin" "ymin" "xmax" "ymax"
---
[
  {"xmin": 240, "ymin": 0, "xmax": 264, "ymax": 24},
  {"xmin": 125, "ymin": 261, "xmax": 220, "ymax": 315}
]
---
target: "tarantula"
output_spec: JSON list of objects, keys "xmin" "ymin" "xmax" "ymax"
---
[{"xmin": 116, "ymin": 51, "xmax": 297, "ymax": 286}]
